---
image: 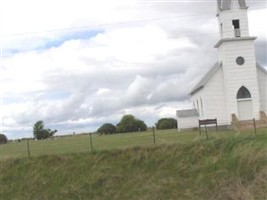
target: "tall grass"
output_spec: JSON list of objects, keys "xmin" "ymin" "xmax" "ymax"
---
[{"xmin": 1, "ymin": 130, "xmax": 266, "ymax": 200}]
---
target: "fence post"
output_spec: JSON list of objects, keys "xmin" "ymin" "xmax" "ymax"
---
[
  {"xmin": 205, "ymin": 125, "xmax": 209, "ymax": 140},
  {"xmin": 152, "ymin": 126, "xmax": 156, "ymax": 145},
  {"xmin": 27, "ymin": 139, "xmax": 31, "ymax": 158},
  {"xmin": 253, "ymin": 118, "xmax": 257, "ymax": 136},
  {"xmin": 199, "ymin": 120, "xmax": 201, "ymax": 136},
  {"xmin": 89, "ymin": 133, "xmax": 93, "ymax": 152},
  {"xmin": 215, "ymin": 118, "xmax": 218, "ymax": 134}
]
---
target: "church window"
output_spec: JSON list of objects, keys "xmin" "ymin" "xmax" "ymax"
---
[
  {"xmin": 237, "ymin": 86, "xmax": 251, "ymax": 99},
  {"xmin": 232, "ymin": 20, "xmax": 241, "ymax": 37},
  {"xmin": 200, "ymin": 98, "xmax": 204, "ymax": 116},
  {"xmin": 220, "ymin": 23, "xmax": 223, "ymax": 38},
  {"xmin": 197, "ymin": 100, "xmax": 199, "ymax": 113},
  {"xmin": 236, "ymin": 56, "xmax": 245, "ymax": 65}
]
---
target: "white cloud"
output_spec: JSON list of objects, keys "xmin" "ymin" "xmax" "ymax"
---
[
  {"xmin": 249, "ymin": 9, "xmax": 267, "ymax": 38},
  {"xmin": 1, "ymin": 0, "xmax": 266, "ymax": 139}
]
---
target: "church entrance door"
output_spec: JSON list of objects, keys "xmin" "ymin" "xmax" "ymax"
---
[
  {"xmin": 236, "ymin": 86, "xmax": 252, "ymax": 120},
  {"xmin": 237, "ymin": 99, "xmax": 252, "ymax": 120}
]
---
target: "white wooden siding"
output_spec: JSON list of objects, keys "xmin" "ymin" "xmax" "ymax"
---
[
  {"xmin": 191, "ymin": 90, "xmax": 204, "ymax": 118},
  {"xmin": 218, "ymin": 39, "xmax": 261, "ymax": 120},
  {"xmin": 191, "ymin": 67, "xmax": 229, "ymax": 125},
  {"xmin": 177, "ymin": 116, "xmax": 199, "ymax": 131},
  {"xmin": 218, "ymin": 9, "xmax": 249, "ymax": 39},
  {"xmin": 202, "ymin": 67, "xmax": 229, "ymax": 125},
  {"xmin": 257, "ymin": 68, "xmax": 267, "ymax": 113}
]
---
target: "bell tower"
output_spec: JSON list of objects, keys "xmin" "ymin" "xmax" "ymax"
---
[
  {"xmin": 215, "ymin": 0, "xmax": 261, "ymax": 120},
  {"xmin": 217, "ymin": 0, "xmax": 249, "ymax": 39}
]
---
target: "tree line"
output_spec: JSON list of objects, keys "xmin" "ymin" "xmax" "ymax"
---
[
  {"xmin": 97, "ymin": 114, "xmax": 177, "ymax": 135},
  {"xmin": 0, "ymin": 115, "xmax": 177, "ymax": 143}
]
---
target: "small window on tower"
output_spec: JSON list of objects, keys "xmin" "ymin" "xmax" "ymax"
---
[
  {"xmin": 232, "ymin": 20, "xmax": 241, "ymax": 37},
  {"xmin": 220, "ymin": 23, "xmax": 223, "ymax": 38}
]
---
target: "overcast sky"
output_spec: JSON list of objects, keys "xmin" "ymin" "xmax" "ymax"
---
[{"xmin": 0, "ymin": 0, "xmax": 266, "ymax": 139}]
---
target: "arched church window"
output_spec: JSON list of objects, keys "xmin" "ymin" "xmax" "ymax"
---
[
  {"xmin": 237, "ymin": 86, "xmax": 251, "ymax": 99},
  {"xmin": 200, "ymin": 98, "xmax": 204, "ymax": 116}
]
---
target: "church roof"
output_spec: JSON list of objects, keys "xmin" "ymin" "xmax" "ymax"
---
[
  {"xmin": 257, "ymin": 63, "xmax": 267, "ymax": 74},
  {"xmin": 189, "ymin": 62, "xmax": 222, "ymax": 95},
  {"xmin": 176, "ymin": 109, "xmax": 199, "ymax": 118},
  {"xmin": 189, "ymin": 62, "xmax": 266, "ymax": 96},
  {"xmin": 214, "ymin": 37, "xmax": 257, "ymax": 48},
  {"xmin": 217, "ymin": 0, "xmax": 247, "ymax": 11}
]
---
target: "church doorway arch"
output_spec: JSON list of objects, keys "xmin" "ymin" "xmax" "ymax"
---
[{"xmin": 237, "ymin": 86, "xmax": 252, "ymax": 120}]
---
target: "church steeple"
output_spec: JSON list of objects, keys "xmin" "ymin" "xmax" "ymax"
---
[
  {"xmin": 214, "ymin": 0, "xmax": 260, "ymax": 122},
  {"xmin": 187, "ymin": 1, "xmax": 265, "ymax": 129},
  {"xmin": 217, "ymin": 0, "xmax": 247, "ymax": 11},
  {"xmin": 216, "ymin": 0, "xmax": 251, "ymax": 41}
]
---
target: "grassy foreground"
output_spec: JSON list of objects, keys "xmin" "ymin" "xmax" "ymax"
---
[{"xmin": 1, "ymin": 131, "xmax": 267, "ymax": 200}]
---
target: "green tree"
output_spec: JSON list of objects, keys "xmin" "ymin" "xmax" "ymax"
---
[
  {"xmin": 97, "ymin": 123, "xmax": 116, "ymax": 134},
  {"xmin": 0, "ymin": 134, "xmax": 8, "ymax": 144},
  {"xmin": 156, "ymin": 118, "xmax": 177, "ymax": 130},
  {"xmin": 33, "ymin": 120, "xmax": 57, "ymax": 140},
  {"xmin": 116, "ymin": 114, "xmax": 147, "ymax": 133},
  {"xmin": 33, "ymin": 120, "xmax": 44, "ymax": 139},
  {"xmin": 135, "ymin": 119, "xmax": 147, "ymax": 132}
]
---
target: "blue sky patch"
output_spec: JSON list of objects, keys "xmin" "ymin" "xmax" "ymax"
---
[
  {"xmin": 41, "ymin": 29, "xmax": 103, "ymax": 50},
  {"xmin": 3, "ymin": 29, "xmax": 103, "ymax": 56},
  {"xmin": 42, "ymin": 91, "xmax": 72, "ymax": 101}
]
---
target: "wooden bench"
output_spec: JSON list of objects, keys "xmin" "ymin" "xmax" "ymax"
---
[{"xmin": 199, "ymin": 118, "xmax": 218, "ymax": 139}]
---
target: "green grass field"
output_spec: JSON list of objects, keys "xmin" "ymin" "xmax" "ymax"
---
[
  {"xmin": 1, "ymin": 128, "xmax": 260, "ymax": 159},
  {"xmin": 1, "ymin": 128, "xmax": 267, "ymax": 200}
]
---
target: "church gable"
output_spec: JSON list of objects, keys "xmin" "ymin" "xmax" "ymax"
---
[{"xmin": 190, "ymin": 62, "xmax": 222, "ymax": 96}]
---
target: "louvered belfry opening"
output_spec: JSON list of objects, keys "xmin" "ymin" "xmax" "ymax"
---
[
  {"xmin": 232, "ymin": 20, "xmax": 241, "ymax": 37},
  {"xmin": 217, "ymin": 0, "xmax": 247, "ymax": 11}
]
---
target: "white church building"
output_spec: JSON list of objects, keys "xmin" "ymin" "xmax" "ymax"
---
[{"xmin": 177, "ymin": 0, "xmax": 267, "ymax": 130}]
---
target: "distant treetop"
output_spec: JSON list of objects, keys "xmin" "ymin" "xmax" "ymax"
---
[{"xmin": 155, "ymin": 118, "xmax": 177, "ymax": 130}]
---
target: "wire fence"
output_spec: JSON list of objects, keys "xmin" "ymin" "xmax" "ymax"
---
[
  {"xmin": 1, "ymin": 127, "xmax": 266, "ymax": 159},
  {"xmin": 0, "ymin": 129, "xmax": 194, "ymax": 159},
  {"xmin": 0, "ymin": 129, "xmax": 170, "ymax": 159}
]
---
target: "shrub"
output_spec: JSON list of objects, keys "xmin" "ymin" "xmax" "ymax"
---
[
  {"xmin": 156, "ymin": 118, "xmax": 177, "ymax": 130},
  {"xmin": 116, "ymin": 114, "xmax": 147, "ymax": 133},
  {"xmin": 97, "ymin": 123, "xmax": 116, "ymax": 134},
  {"xmin": 0, "ymin": 134, "xmax": 8, "ymax": 144}
]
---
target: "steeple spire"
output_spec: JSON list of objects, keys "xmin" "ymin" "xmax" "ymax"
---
[
  {"xmin": 217, "ymin": 0, "xmax": 247, "ymax": 11},
  {"xmin": 216, "ymin": 0, "xmax": 251, "ymax": 40}
]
